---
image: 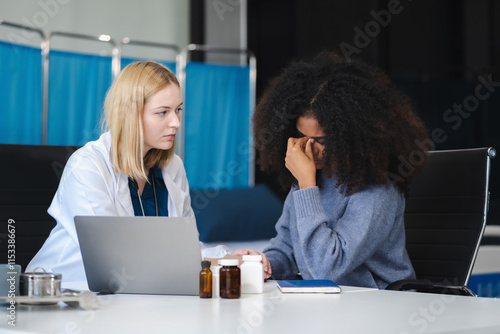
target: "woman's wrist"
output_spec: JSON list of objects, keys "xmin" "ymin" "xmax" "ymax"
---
[{"xmin": 298, "ymin": 178, "xmax": 316, "ymax": 189}]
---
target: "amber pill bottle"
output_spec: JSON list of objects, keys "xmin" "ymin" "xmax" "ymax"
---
[
  {"xmin": 199, "ymin": 260, "xmax": 213, "ymax": 298},
  {"xmin": 219, "ymin": 259, "xmax": 240, "ymax": 298}
]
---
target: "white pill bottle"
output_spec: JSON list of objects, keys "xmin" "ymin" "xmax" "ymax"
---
[{"xmin": 240, "ymin": 254, "xmax": 264, "ymax": 293}]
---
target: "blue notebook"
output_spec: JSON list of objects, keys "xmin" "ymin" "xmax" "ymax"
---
[{"xmin": 276, "ymin": 280, "xmax": 342, "ymax": 293}]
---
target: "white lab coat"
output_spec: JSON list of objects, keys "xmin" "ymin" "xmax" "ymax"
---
[{"xmin": 27, "ymin": 132, "xmax": 230, "ymax": 285}]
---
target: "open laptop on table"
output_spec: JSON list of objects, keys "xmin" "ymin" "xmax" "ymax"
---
[{"xmin": 74, "ymin": 216, "xmax": 201, "ymax": 295}]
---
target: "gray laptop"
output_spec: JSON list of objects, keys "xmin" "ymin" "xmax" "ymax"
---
[{"xmin": 74, "ymin": 216, "xmax": 202, "ymax": 295}]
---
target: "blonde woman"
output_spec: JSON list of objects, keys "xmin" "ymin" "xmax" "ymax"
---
[{"xmin": 27, "ymin": 61, "xmax": 270, "ymax": 285}]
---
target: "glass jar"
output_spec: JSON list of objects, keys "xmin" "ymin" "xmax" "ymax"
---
[
  {"xmin": 199, "ymin": 261, "xmax": 212, "ymax": 298},
  {"xmin": 219, "ymin": 259, "xmax": 240, "ymax": 298}
]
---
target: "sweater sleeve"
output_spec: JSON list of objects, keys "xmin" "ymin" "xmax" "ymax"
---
[
  {"xmin": 263, "ymin": 190, "xmax": 300, "ymax": 279},
  {"xmin": 293, "ymin": 185, "xmax": 402, "ymax": 281}
]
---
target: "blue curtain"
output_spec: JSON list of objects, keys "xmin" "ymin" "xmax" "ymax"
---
[
  {"xmin": 184, "ymin": 62, "xmax": 250, "ymax": 189},
  {"xmin": 0, "ymin": 41, "xmax": 42, "ymax": 144},
  {"xmin": 47, "ymin": 50, "xmax": 112, "ymax": 145}
]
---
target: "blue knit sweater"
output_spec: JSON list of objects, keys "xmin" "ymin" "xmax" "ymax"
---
[{"xmin": 263, "ymin": 177, "xmax": 415, "ymax": 289}]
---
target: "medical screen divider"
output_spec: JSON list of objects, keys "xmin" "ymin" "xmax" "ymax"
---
[
  {"xmin": 1, "ymin": 23, "xmax": 255, "ymax": 188},
  {"xmin": 177, "ymin": 44, "xmax": 256, "ymax": 188}
]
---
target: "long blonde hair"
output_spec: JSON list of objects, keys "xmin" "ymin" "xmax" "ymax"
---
[{"xmin": 103, "ymin": 61, "xmax": 180, "ymax": 180}]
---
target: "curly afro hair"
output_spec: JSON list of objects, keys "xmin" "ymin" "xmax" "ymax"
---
[{"xmin": 252, "ymin": 52, "xmax": 430, "ymax": 196}]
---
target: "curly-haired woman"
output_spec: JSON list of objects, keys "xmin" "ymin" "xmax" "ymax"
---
[{"xmin": 253, "ymin": 52, "xmax": 429, "ymax": 288}]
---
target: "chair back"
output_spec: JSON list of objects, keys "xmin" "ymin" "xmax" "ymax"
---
[
  {"xmin": 404, "ymin": 147, "xmax": 496, "ymax": 286},
  {"xmin": 0, "ymin": 144, "xmax": 79, "ymax": 270}
]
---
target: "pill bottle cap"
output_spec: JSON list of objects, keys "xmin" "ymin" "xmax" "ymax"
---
[
  {"xmin": 201, "ymin": 261, "xmax": 211, "ymax": 267},
  {"xmin": 219, "ymin": 259, "xmax": 239, "ymax": 266},
  {"xmin": 242, "ymin": 255, "xmax": 262, "ymax": 262}
]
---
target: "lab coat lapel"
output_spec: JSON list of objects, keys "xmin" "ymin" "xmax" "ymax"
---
[
  {"xmin": 116, "ymin": 172, "xmax": 135, "ymax": 216},
  {"xmin": 162, "ymin": 166, "xmax": 183, "ymax": 217},
  {"xmin": 99, "ymin": 131, "xmax": 134, "ymax": 216}
]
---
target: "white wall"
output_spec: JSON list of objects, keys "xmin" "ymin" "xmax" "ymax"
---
[
  {"xmin": 0, "ymin": 0, "xmax": 189, "ymax": 59},
  {"xmin": 205, "ymin": 0, "xmax": 247, "ymax": 64}
]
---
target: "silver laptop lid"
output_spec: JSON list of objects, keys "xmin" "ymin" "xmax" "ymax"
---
[{"xmin": 74, "ymin": 216, "xmax": 201, "ymax": 295}]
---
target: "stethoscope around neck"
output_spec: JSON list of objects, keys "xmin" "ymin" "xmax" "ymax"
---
[{"xmin": 130, "ymin": 169, "xmax": 159, "ymax": 217}]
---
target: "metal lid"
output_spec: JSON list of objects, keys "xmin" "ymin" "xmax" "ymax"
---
[{"xmin": 20, "ymin": 267, "xmax": 62, "ymax": 281}]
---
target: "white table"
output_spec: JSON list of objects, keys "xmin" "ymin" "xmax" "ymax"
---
[{"xmin": 1, "ymin": 282, "xmax": 500, "ymax": 334}]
